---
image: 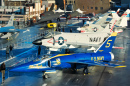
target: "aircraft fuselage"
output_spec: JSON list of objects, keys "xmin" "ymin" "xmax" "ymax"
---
[
  {"xmin": 10, "ymin": 52, "xmax": 113, "ymax": 72},
  {"xmin": 40, "ymin": 32, "xmax": 109, "ymax": 49}
]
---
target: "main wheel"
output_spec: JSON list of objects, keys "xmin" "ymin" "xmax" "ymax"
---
[{"xmin": 83, "ymin": 68, "xmax": 88, "ymax": 74}]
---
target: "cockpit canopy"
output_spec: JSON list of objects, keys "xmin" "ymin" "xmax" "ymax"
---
[{"xmin": 43, "ymin": 31, "xmax": 61, "ymax": 38}]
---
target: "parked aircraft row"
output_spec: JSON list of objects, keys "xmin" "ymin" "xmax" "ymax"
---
[
  {"xmin": 10, "ymin": 32, "xmax": 126, "ymax": 79},
  {"xmin": 0, "ymin": 14, "xmax": 24, "ymax": 39},
  {"xmin": 77, "ymin": 9, "xmax": 130, "ymax": 33},
  {"xmin": 33, "ymin": 9, "xmax": 128, "ymax": 52},
  {"xmin": 8, "ymin": 8, "xmax": 128, "ymax": 79},
  {"xmin": 37, "ymin": 4, "xmax": 87, "ymax": 24}
]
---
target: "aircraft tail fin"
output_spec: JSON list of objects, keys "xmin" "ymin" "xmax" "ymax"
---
[
  {"xmin": 118, "ymin": 9, "xmax": 130, "ymax": 27},
  {"xmin": 111, "ymin": 11, "xmax": 120, "ymax": 20},
  {"xmin": 49, "ymin": 4, "xmax": 54, "ymax": 11},
  {"xmin": 121, "ymin": 9, "xmax": 130, "ymax": 17},
  {"xmin": 102, "ymin": 18, "xmax": 117, "ymax": 33},
  {"xmin": 116, "ymin": 8, "xmax": 120, "ymax": 14},
  {"xmin": 119, "ymin": 17, "xmax": 127, "ymax": 27},
  {"xmin": 95, "ymin": 32, "xmax": 117, "ymax": 53},
  {"xmin": 5, "ymin": 14, "xmax": 15, "ymax": 27}
]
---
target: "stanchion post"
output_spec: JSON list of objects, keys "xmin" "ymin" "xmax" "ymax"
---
[
  {"xmin": 36, "ymin": 53, "xmax": 37, "ymax": 58},
  {"xmin": 8, "ymin": 69, "xmax": 9, "ymax": 78},
  {"xmin": 32, "ymin": 55, "xmax": 33, "ymax": 60},
  {"xmin": 21, "ymin": 38, "xmax": 22, "ymax": 47},
  {"xmin": 17, "ymin": 41, "xmax": 18, "ymax": 47}
]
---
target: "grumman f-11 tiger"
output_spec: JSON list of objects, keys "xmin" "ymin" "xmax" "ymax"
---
[{"xmin": 10, "ymin": 32, "xmax": 126, "ymax": 79}]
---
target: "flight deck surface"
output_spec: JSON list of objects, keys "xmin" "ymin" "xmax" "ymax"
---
[{"xmin": 0, "ymin": 20, "xmax": 129, "ymax": 86}]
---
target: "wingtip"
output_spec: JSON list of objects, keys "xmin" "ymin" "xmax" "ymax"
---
[{"xmin": 115, "ymin": 65, "xmax": 127, "ymax": 68}]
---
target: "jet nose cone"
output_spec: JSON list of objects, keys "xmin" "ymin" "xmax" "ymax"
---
[{"xmin": 32, "ymin": 39, "xmax": 42, "ymax": 45}]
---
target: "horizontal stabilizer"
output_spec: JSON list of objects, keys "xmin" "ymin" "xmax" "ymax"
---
[
  {"xmin": 113, "ymin": 46, "xmax": 123, "ymax": 49},
  {"xmin": 111, "ymin": 60, "xmax": 125, "ymax": 63},
  {"xmin": 1, "ymin": 33, "xmax": 11, "ymax": 38},
  {"xmin": 69, "ymin": 60, "xmax": 126, "ymax": 68},
  {"xmin": 114, "ymin": 28, "xmax": 123, "ymax": 33},
  {"xmin": 87, "ymin": 47, "xmax": 96, "ymax": 51},
  {"xmin": 49, "ymin": 48, "xmax": 61, "ymax": 51}
]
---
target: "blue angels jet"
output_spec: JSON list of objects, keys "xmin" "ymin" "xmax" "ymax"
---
[
  {"xmin": 0, "ymin": 14, "xmax": 23, "ymax": 39},
  {"xmin": 10, "ymin": 32, "xmax": 126, "ymax": 79}
]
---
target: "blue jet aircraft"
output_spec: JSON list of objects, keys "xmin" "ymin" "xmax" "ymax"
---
[
  {"xmin": 10, "ymin": 32, "xmax": 126, "ymax": 79},
  {"xmin": 0, "ymin": 14, "xmax": 23, "ymax": 39}
]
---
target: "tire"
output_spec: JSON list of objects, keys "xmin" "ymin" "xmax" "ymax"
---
[
  {"xmin": 83, "ymin": 68, "xmax": 88, "ymax": 74},
  {"xmin": 43, "ymin": 74, "xmax": 48, "ymax": 79}
]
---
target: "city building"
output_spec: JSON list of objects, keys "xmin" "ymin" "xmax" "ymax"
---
[
  {"xmin": 0, "ymin": 0, "xmax": 56, "ymax": 28},
  {"xmin": 65, "ymin": 0, "xmax": 76, "ymax": 11},
  {"xmin": 55, "ymin": 0, "xmax": 64, "ymax": 10},
  {"xmin": 42, "ymin": 0, "xmax": 56, "ymax": 11},
  {"xmin": 121, "ymin": 0, "xmax": 130, "ymax": 8},
  {"xmin": 75, "ymin": 0, "xmax": 111, "ymax": 14},
  {"xmin": 0, "ymin": 0, "xmax": 5, "ymax": 6},
  {"xmin": 62, "ymin": 0, "xmax": 111, "ymax": 14}
]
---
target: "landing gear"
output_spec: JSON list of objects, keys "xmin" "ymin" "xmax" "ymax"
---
[
  {"xmin": 83, "ymin": 66, "xmax": 88, "ymax": 74},
  {"xmin": 42, "ymin": 72, "xmax": 48, "ymax": 79},
  {"xmin": 65, "ymin": 49, "xmax": 70, "ymax": 54},
  {"xmin": 49, "ymin": 20, "xmax": 52, "ymax": 23},
  {"xmin": 57, "ymin": 18, "xmax": 60, "ymax": 22},
  {"xmin": 47, "ymin": 50, "xmax": 51, "ymax": 54},
  {"xmin": 72, "ymin": 63, "xmax": 77, "ymax": 72},
  {"xmin": 46, "ymin": 48, "xmax": 51, "ymax": 54},
  {"xmin": 47, "ymin": 20, "xmax": 52, "ymax": 24}
]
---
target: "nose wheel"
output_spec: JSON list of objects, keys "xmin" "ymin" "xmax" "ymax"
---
[{"xmin": 42, "ymin": 72, "xmax": 48, "ymax": 79}]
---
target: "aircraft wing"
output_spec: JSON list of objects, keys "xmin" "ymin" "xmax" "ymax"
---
[
  {"xmin": 38, "ymin": 13, "xmax": 64, "ymax": 24},
  {"xmin": 10, "ymin": 66, "xmax": 53, "ymax": 72},
  {"xmin": 66, "ymin": 42, "xmax": 100, "ymax": 47},
  {"xmin": 94, "ymin": 13, "xmax": 110, "ymax": 25},
  {"xmin": 0, "ymin": 26, "xmax": 23, "ymax": 33},
  {"xmin": 68, "ymin": 60, "xmax": 126, "ymax": 68},
  {"xmin": 9, "ymin": 61, "xmax": 53, "ymax": 72}
]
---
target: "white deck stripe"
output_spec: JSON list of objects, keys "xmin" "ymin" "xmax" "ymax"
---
[{"xmin": 0, "ymin": 47, "xmax": 36, "ymax": 65}]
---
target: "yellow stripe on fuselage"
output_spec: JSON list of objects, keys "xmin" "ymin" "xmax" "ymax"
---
[
  {"xmin": 29, "ymin": 54, "xmax": 73, "ymax": 69},
  {"xmin": 29, "ymin": 65, "xmax": 43, "ymax": 69},
  {"xmin": 51, "ymin": 54, "xmax": 72, "ymax": 59}
]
